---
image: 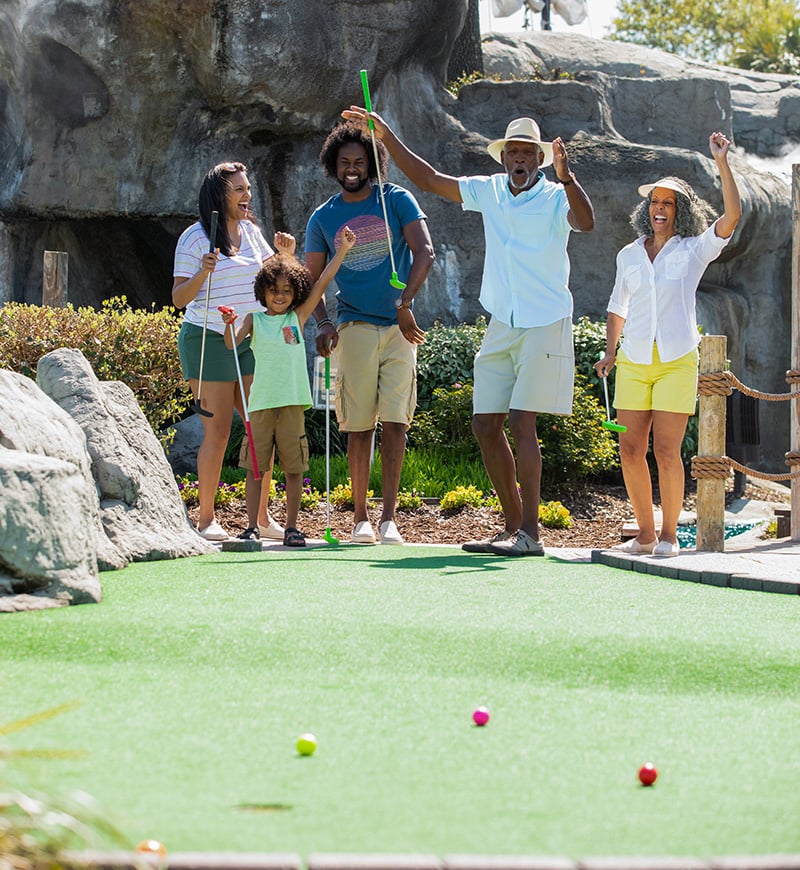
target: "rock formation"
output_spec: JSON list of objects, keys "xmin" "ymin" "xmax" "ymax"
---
[
  {"xmin": 1, "ymin": 2, "xmax": 798, "ymax": 469},
  {"xmin": 0, "ymin": 350, "xmax": 214, "ymax": 611}
]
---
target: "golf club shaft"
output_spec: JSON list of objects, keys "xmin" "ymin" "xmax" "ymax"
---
[
  {"xmin": 360, "ymin": 70, "xmax": 401, "ymax": 279},
  {"xmin": 325, "ymin": 354, "xmax": 331, "ymax": 530},
  {"xmin": 229, "ymin": 322, "xmax": 261, "ymax": 481},
  {"xmin": 602, "ymin": 373, "xmax": 612, "ymax": 420},
  {"xmin": 195, "ymin": 210, "xmax": 218, "ymax": 415}
]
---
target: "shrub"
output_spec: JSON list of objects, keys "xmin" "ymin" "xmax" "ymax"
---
[
  {"xmin": 329, "ymin": 478, "xmax": 373, "ymax": 509},
  {"xmin": 538, "ymin": 372, "xmax": 619, "ymax": 487},
  {"xmin": 410, "ymin": 382, "xmax": 479, "ymax": 458},
  {"xmin": 396, "ymin": 489, "xmax": 423, "ymax": 511},
  {"xmin": 439, "ymin": 484, "xmax": 484, "ymax": 512},
  {"xmin": 275, "ymin": 477, "xmax": 321, "ymax": 510},
  {"xmin": 573, "ymin": 315, "xmax": 609, "ymax": 403},
  {"xmin": 539, "ymin": 500, "xmax": 573, "ymax": 529},
  {"xmin": 416, "ymin": 317, "xmax": 486, "ymax": 410},
  {"xmin": 0, "ymin": 298, "xmax": 192, "ymax": 437}
]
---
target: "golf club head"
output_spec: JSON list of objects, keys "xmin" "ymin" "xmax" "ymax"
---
[
  {"xmin": 193, "ymin": 400, "xmax": 213, "ymax": 418},
  {"xmin": 323, "ymin": 529, "xmax": 339, "ymax": 545},
  {"xmin": 390, "ymin": 274, "xmax": 407, "ymax": 290},
  {"xmin": 602, "ymin": 420, "xmax": 627, "ymax": 433}
]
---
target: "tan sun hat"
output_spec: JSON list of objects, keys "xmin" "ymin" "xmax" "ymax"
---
[
  {"xmin": 637, "ymin": 177, "xmax": 693, "ymax": 199},
  {"xmin": 487, "ymin": 117, "xmax": 554, "ymax": 166}
]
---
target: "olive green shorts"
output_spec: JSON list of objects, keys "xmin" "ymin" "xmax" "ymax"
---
[{"xmin": 178, "ymin": 321, "xmax": 255, "ymax": 381}]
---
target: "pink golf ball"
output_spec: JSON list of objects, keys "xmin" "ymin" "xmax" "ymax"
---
[{"xmin": 472, "ymin": 706, "xmax": 490, "ymax": 726}]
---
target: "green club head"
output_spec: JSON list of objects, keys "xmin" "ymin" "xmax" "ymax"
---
[
  {"xmin": 323, "ymin": 529, "xmax": 339, "ymax": 545},
  {"xmin": 603, "ymin": 420, "xmax": 627, "ymax": 433},
  {"xmin": 390, "ymin": 273, "xmax": 407, "ymax": 290}
]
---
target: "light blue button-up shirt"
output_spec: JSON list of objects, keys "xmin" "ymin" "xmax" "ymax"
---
[{"xmin": 458, "ymin": 172, "xmax": 573, "ymax": 328}]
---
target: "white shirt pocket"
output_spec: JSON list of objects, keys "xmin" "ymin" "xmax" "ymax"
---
[{"xmin": 665, "ymin": 250, "xmax": 690, "ymax": 280}]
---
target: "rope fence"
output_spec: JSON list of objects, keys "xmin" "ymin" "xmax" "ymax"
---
[{"xmin": 691, "ymin": 334, "xmax": 800, "ymax": 551}]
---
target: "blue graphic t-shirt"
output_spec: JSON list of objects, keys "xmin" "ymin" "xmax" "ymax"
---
[{"xmin": 304, "ymin": 183, "xmax": 427, "ymax": 326}]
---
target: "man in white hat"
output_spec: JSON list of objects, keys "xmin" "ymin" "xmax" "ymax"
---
[{"xmin": 341, "ymin": 109, "xmax": 595, "ymax": 556}]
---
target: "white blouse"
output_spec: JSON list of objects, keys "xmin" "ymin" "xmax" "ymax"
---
[{"xmin": 608, "ymin": 222, "xmax": 731, "ymax": 364}]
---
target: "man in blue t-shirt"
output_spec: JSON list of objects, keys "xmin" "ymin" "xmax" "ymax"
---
[
  {"xmin": 306, "ymin": 122, "xmax": 435, "ymax": 546},
  {"xmin": 343, "ymin": 109, "xmax": 595, "ymax": 557}
]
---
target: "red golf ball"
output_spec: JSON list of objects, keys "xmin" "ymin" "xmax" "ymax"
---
[
  {"xmin": 472, "ymin": 706, "xmax": 490, "ymax": 726},
  {"xmin": 638, "ymin": 762, "xmax": 658, "ymax": 786}
]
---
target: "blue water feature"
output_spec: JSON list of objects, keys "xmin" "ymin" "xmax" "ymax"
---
[{"xmin": 676, "ymin": 521, "xmax": 757, "ymax": 549}]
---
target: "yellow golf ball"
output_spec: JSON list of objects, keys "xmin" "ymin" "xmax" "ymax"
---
[{"xmin": 296, "ymin": 733, "xmax": 317, "ymax": 756}]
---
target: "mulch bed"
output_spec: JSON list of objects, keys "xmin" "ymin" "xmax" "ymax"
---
[{"xmin": 188, "ymin": 481, "xmax": 786, "ymax": 549}]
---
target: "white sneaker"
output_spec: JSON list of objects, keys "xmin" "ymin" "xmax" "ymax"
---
[
  {"xmin": 614, "ymin": 538, "xmax": 657, "ymax": 554},
  {"xmin": 197, "ymin": 520, "xmax": 228, "ymax": 541},
  {"xmin": 350, "ymin": 520, "xmax": 376, "ymax": 544},
  {"xmin": 258, "ymin": 518, "xmax": 285, "ymax": 540},
  {"xmin": 379, "ymin": 520, "xmax": 404, "ymax": 545},
  {"xmin": 653, "ymin": 539, "xmax": 679, "ymax": 557}
]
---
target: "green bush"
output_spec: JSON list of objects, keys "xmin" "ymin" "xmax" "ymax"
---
[
  {"xmin": 539, "ymin": 500, "xmax": 573, "ymax": 529},
  {"xmin": 439, "ymin": 484, "xmax": 485, "ymax": 512},
  {"xmin": 410, "ymin": 382, "xmax": 479, "ymax": 458},
  {"xmin": 573, "ymin": 315, "xmax": 610, "ymax": 405},
  {"xmin": 539, "ymin": 372, "xmax": 619, "ymax": 487},
  {"xmin": 0, "ymin": 297, "xmax": 192, "ymax": 436},
  {"xmin": 416, "ymin": 317, "xmax": 486, "ymax": 410}
]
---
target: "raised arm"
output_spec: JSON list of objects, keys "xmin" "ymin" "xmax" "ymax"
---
[
  {"xmin": 709, "ymin": 131, "xmax": 741, "ymax": 239},
  {"xmin": 342, "ymin": 106, "xmax": 463, "ymax": 203},
  {"xmin": 552, "ymin": 137, "xmax": 595, "ymax": 233},
  {"xmin": 296, "ymin": 227, "xmax": 356, "ymax": 326}
]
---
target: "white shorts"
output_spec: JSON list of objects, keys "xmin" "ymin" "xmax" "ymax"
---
[{"xmin": 473, "ymin": 316, "xmax": 574, "ymax": 415}]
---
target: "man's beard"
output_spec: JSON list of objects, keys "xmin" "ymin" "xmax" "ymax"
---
[
  {"xmin": 508, "ymin": 168, "xmax": 537, "ymax": 190},
  {"xmin": 337, "ymin": 175, "xmax": 369, "ymax": 193}
]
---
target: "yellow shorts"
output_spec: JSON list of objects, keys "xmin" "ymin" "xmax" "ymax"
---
[
  {"xmin": 239, "ymin": 405, "xmax": 309, "ymax": 474},
  {"xmin": 614, "ymin": 345, "xmax": 698, "ymax": 414},
  {"xmin": 334, "ymin": 321, "xmax": 417, "ymax": 432},
  {"xmin": 473, "ymin": 316, "xmax": 574, "ymax": 415}
]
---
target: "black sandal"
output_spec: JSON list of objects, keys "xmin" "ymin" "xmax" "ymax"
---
[
  {"xmin": 283, "ymin": 527, "xmax": 306, "ymax": 548},
  {"xmin": 238, "ymin": 527, "xmax": 260, "ymax": 541}
]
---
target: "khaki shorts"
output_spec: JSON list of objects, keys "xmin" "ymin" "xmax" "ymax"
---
[
  {"xmin": 334, "ymin": 321, "xmax": 417, "ymax": 432},
  {"xmin": 473, "ymin": 316, "xmax": 574, "ymax": 415},
  {"xmin": 239, "ymin": 405, "xmax": 309, "ymax": 474},
  {"xmin": 614, "ymin": 345, "xmax": 698, "ymax": 414}
]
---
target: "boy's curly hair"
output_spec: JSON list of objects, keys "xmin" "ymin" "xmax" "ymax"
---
[
  {"xmin": 319, "ymin": 121, "xmax": 388, "ymax": 181},
  {"xmin": 253, "ymin": 254, "xmax": 312, "ymax": 310}
]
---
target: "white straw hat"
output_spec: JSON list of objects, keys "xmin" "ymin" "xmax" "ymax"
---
[
  {"xmin": 637, "ymin": 177, "xmax": 693, "ymax": 199},
  {"xmin": 487, "ymin": 117, "xmax": 553, "ymax": 166}
]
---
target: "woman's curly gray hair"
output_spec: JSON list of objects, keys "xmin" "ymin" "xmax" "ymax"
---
[{"xmin": 630, "ymin": 177, "xmax": 717, "ymax": 238}]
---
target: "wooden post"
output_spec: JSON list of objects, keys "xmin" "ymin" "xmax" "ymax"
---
[
  {"xmin": 791, "ymin": 164, "xmax": 800, "ymax": 539},
  {"xmin": 42, "ymin": 251, "xmax": 68, "ymax": 307},
  {"xmin": 696, "ymin": 334, "xmax": 727, "ymax": 552}
]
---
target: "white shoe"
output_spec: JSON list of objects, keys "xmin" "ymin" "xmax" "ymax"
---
[
  {"xmin": 379, "ymin": 520, "xmax": 404, "ymax": 545},
  {"xmin": 653, "ymin": 539, "xmax": 680, "ymax": 557},
  {"xmin": 350, "ymin": 520, "xmax": 376, "ymax": 544},
  {"xmin": 614, "ymin": 538, "xmax": 657, "ymax": 554},
  {"xmin": 258, "ymin": 518, "xmax": 285, "ymax": 540},
  {"xmin": 197, "ymin": 520, "xmax": 228, "ymax": 541}
]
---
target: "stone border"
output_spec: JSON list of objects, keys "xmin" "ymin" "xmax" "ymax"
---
[
  {"xmin": 591, "ymin": 550, "xmax": 800, "ymax": 595},
  {"xmin": 61, "ymin": 851, "xmax": 800, "ymax": 870}
]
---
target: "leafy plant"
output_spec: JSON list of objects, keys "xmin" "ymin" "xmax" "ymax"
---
[
  {"xmin": 439, "ymin": 484, "xmax": 485, "ymax": 512},
  {"xmin": 0, "ymin": 705, "xmax": 127, "ymax": 866},
  {"xmin": 396, "ymin": 489, "xmax": 423, "ymax": 511},
  {"xmin": 539, "ymin": 500, "xmax": 573, "ymax": 529},
  {"xmin": 416, "ymin": 318, "xmax": 486, "ymax": 410},
  {"xmin": 329, "ymin": 478, "xmax": 373, "ymax": 509},
  {"xmin": 0, "ymin": 298, "xmax": 191, "ymax": 441},
  {"xmin": 411, "ymin": 382, "xmax": 479, "ymax": 458}
]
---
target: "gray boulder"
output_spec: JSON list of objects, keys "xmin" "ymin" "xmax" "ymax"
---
[
  {"xmin": 36, "ymin": 349, "xmax": 216, "ymax": 561},
  {"xmin": 0, "ymin": 369, "xmax": 105, "ymax": 609}
]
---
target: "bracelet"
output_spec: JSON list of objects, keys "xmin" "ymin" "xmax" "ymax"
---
[
  {"xmin": 558, "ymin": 173, "xmax": 575, "ymax": 186},
  {"xmin": 316, "ymin": 318, "xmax": 333, "ymax": 329}
]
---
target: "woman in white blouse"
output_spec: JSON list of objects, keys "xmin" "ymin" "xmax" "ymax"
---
[{"xmin": 594, "ymin": 132, "xmax": 742, "ymax": 556}]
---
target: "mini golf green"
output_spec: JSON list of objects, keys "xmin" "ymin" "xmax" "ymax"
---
[{"xmin": 1, "ymin": 545, "xmax": 799, "ymax": 859}]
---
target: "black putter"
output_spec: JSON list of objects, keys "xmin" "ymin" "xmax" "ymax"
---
[{"xmin": 193, "ymin": 209, "xmax": 219, "ymax": 418}]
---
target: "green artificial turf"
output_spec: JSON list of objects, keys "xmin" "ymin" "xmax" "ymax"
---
[{"xmin": 2, "ymin": 546, "xmax": 800, "ymax": 859}]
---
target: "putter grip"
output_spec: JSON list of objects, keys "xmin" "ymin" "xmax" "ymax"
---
[
  {"xmin": 325, "ymin": 354, "xmax": 331, "ymax": 390},
  {"xmin": 208, "ymin": 210, "xmax": 218, "ymax": 253},
  {"xmin": 359, "ymin": 69, "xmax": 375, "ymax": 130}
]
